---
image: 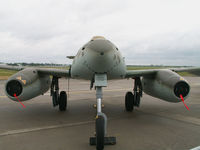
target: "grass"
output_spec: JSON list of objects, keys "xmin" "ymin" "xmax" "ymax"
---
[
  {"xmin": 0, "ymin": 69, "xmax": 18, "ymax": 76},
  {"xmin": 177, "ymin": 72, "xmax": 196, "ymax": 77},
  {"xmin": 0, "ymin": 69, "xmax": 18, "ymax": 80}
]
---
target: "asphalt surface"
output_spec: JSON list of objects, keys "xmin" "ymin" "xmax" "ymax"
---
[{"xmin": 0, "ymin": 77, "xmax": 200, "ymax": 150}]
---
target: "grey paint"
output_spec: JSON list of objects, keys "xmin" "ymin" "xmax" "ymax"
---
[
  {"xmin": 5, "ymin": 68, "xmax": 51, "ymax": 101},
  {"xmin": 71, "ymin": 38, "xmax": 126, "ymax": 80},
  {"xmin": 142, "ymin": 70, "xmax": 190, "ymax": 102}
]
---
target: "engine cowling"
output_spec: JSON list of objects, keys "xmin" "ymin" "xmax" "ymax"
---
[
  {"xmin": 141, "ymin": 70, "xmax": 190, "ymax": 103},
  {"xmin": 5, "ymin": 68, "xmax": 51, "ymax": 101}
]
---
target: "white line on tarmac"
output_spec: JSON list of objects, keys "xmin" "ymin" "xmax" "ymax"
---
[
  {"xmin": 0, "ymin": 120, "xmax": 94, "ymax": 137},
  {"xmin": 1, "ymin": 110, "xmax": 200, "ymax": 137},
  {"xmin": 142, "ymin": 111, "xmax": 200, "ymax": 126},
  {"xmin": 192, "ymin": 83, "xmax": 200, "ymax": 86},
  {"xmin": 0, "ymin": 115, "xmax": 124, "ymax": 137}
]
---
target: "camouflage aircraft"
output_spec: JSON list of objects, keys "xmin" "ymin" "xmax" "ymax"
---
[{"xmin": 0, "ymin": 36, "xmax": 200, "ymax": 150}]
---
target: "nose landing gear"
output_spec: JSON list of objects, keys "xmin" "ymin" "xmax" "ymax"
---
[{"xmin": 90, "ymin": 74, "xmax": 116, "ymax": 150}]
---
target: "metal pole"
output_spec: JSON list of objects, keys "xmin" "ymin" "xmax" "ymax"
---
[
  {"xmin": 96, "ymin": 87, "xmax": 102, "ymax": 113},
  {"xmin": 97, "ymin": 98, "xmax": 101, "ymax": 113}
]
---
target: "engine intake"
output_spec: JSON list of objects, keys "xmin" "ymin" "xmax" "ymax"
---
[
  {"xmin": 174, "ymin": 81, "xmax": 190, "ymax": 98},
  {"xmin": 6, "ymin": 80, "xmax": 22, "ymax": 97}
]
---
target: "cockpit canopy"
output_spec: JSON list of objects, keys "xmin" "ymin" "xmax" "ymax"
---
[{"xmin": 91, "ymin": 36, "xmax": 106, "ymax": 41}]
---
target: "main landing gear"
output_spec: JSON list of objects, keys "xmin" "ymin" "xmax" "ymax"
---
[
  {"xmin": 125, "ymin": 77, "xmax": 142, "ymax": 112},
  {"xmin": 90, "ymin": 74, "xmax": 116, "ymax": 150},
  {"xmin": 51, "ymin": 76, "xmax": 67, "ymax": 111}
]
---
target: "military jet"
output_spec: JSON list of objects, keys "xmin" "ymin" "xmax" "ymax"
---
[{"xmin": 0, "ymin": 36, "xmax": 200, "ymax": 150}]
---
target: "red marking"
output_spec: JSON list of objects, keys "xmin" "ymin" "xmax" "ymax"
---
[
  {"xmin": 180, "ymin": 94, "xmax": 189, "ymax": 110},
  {"xmin": 13, "ymin": 93, "xmax": 26, "ymax": 108}
]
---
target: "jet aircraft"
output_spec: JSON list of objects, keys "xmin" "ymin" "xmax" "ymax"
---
[{"xmin": 0, "ymin": 36, "xmax": 200, "ymax": 150}]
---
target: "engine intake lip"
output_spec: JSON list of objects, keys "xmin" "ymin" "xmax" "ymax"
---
[
  {"xmin": 6, "ymin": 80, "xmax": 23, "ymax": 97},
  {"xmin": 174, "ymin": 81, "xmax": 190, "ymax": 98}
]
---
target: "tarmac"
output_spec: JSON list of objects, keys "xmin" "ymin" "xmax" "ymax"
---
[{"xmin": 0, "ymin": 77, "xmax": 200, "ymax": 150}]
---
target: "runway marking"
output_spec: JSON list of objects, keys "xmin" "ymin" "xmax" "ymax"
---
[
  {"xmin": 192, "ymin": 83, "xmax": 200, "ymax": 86},
  {"xmin": 0, "ymin": 96, "xmax": 6, "ymax": 98},
  {"xmin": 143, "ymin": 111, "xmax": 200, "ymax": 126},
  {"xmin": 0, "ymin": 108, "xmax": 200, "ymax": 137},
  {"xmin": 0, "ymin": 115, "xmax": 125, "ymax": 137},
  {"xmin": 191, "ymin": 83, "xmax": 200, "ymax": 87},
  {"xmin": 0, "ymin": 120, "xmax": 94, "ymax": 136}
]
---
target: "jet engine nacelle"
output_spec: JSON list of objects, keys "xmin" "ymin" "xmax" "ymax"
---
[
  {"xmin": 5, "ymin": 68, "xmax": 51, "ymax": 101},
  {"xmin": 141, "ymin": 70, "xmax": 190, "ymax": 103}
]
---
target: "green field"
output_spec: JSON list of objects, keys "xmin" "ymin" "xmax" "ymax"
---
[
  {"xmin": 0, "ymin": 66, "xmax": 195, "ymax": 80},
  {"xmin": 0, "ymin": 69, "xmax": 17, "ymax": 76}
]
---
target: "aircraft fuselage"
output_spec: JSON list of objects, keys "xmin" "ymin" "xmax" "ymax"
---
[{"xmin": 71, "ymin": 36, "xmax": 126, "ymax": 80}]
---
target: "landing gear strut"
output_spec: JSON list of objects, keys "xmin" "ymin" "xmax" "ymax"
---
[
  {"xmin": 90, "ymin": 74, "xmax": 116, "ymax": 150},
  {"xmin": 51, "ymin": 76, "xmax": 67, "ymax": 111},
  {"xmin": 125, "ymin": 77, "xmax": 142, "ymax": 111}
]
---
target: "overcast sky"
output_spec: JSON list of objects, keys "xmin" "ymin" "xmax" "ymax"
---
[{"xmin": 0, "ymin": 0, "xmax": 200, "ymax": 66}]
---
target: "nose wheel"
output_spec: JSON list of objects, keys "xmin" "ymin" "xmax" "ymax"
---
[{"xmin": 96, "ymin": 115, "xmax": 105, "ymax": 150}]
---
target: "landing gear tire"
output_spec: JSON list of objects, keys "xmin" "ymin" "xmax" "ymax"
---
[
  {"xmin": 125, "ymin": 92, "xmax": 134, "ymax": 112},
  {"xmin": 96, "ymin": 115, "xmax": 105, "ymax": 150},
  {"xmin": 59, "ymin": 91, "xmax": 67, "ymax": 111}
]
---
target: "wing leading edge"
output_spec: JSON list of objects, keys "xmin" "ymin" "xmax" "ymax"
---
[
  {"xmin": 0, "ymin": 64, "xmax": 24, "ymax": 71},
  {"xmin": 171, "ymin": 67, "xmax": 200, "ymax": 76},
  {"xmin": 1, "ymin": 64, "xmax": 200, "ymax": 78},
  {"xmin": 125, "ymin": 69, "xmax": 157, "ymax": 78},
  {"xmin": 125, "ymin": 67, "xmax": 200, "ymax": 78},
  {"xmin": 0, "ymin": 64, "xmax": 70, "ymax": 78}
]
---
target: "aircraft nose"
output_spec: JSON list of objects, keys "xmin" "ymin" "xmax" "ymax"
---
[{"xmin": 87, "ymin": 39, "xmax": 114, "ymax": 53}]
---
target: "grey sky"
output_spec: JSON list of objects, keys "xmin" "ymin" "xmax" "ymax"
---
[{"xmin": 0, "ymin": 0, "xmax": 200, "ymax": 66}]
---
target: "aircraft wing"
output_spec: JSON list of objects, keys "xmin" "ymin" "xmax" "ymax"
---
[
  {"xmin": 0, "ymin": 64, "xmax": 70, "ymax": 77},
  {"xmin": 171, "ymin": 67, "xmax": 200, "ymax": 76},
  {"xmin": 36, "ymin": 68, "xmax": 70, "ymax": 77},
  {"xmin": 125, "ymin": 69, "xmax": 157, "ymax": 78},
  {"xmin": 0, "ymin": 64, "xmax": 24, "ymax": 71},
  {"xmin": 125, "ymin": 67, "xmax": 200, "ymax": 78}
]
